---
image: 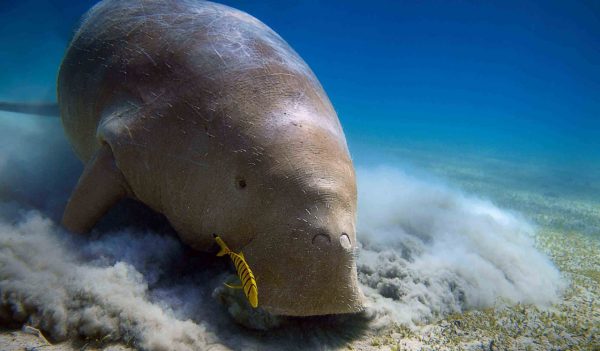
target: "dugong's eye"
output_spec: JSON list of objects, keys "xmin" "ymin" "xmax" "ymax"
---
[
  {"xmin": 236, "ymin": 177, "xmax": 247, "ymax": 189},
  {"xmin": 312, "ymin": 233, "xmax": 331, "ymax": 246}
]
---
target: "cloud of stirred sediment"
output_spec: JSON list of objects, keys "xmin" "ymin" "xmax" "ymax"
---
[
  {"xmin": 355, "ymin": 167, "xmax": 564, "ymax": 328},
  {"xmin": 0, "ymin": 116, "xmax": 564, "ymax": 350}
]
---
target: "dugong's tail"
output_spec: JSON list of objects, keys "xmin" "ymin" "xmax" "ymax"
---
[{"xmin": 0, "ymin": 101, "xmax": 59, "ymax": 117}]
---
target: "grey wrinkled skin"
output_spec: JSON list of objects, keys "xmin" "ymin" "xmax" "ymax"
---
[{"xmin": 58, "ymin": 0, "xmax": 364, "ymax": 316}]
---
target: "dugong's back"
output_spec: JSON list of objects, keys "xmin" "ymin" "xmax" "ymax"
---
[{"xmin": 59, "ymin": 0, "xmax": 345, "ymax": 162}]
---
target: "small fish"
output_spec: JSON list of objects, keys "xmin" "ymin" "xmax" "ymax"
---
[{"xmin": 213, "ymin": 234, "xmax": 258, "ymax": 308}]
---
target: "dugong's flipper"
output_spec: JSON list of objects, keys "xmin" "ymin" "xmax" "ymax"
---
[{"xmin": 62, "ymin": 143, "xmax": 129, "ymax": 233}]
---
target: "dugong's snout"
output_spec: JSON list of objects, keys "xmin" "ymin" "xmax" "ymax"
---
[{"xmin": 244, "ymin": 227, "xmax": 365, "ymax": 316}]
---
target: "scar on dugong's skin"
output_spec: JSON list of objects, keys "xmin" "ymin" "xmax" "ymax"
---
[{"xmin": 58, "ymin": 0, "xmax": 363, "ymax": 316}]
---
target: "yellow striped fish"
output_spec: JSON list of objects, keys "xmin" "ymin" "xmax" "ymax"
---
[{"xmin": 213, "ymin": 234, "xmax": 258, "ymax": 308}]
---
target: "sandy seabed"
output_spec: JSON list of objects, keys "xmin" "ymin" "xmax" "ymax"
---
[
  {"xmin": 2, "ymin": 227, "xmax": 598, "ymax": 351},
  {"xmin": 348, "ymin": 231, "xmax": 599, "ymax": 351}
]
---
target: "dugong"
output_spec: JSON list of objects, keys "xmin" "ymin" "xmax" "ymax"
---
[{"xmin": 58, "ymin": 0, "xmax": 363, "ymax": 316}]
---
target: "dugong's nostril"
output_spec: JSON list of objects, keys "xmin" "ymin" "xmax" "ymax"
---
[
  {"xmin": 312, "ymin": 233, "xmax": 331, "ymax": 246},
  {"xmin": 339, "ymin": 233, "xmax": 352, "ymax": 251}
]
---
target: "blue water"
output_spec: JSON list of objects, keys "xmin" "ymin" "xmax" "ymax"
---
[{"xmin": 1, "ymin": 0, "xmax": 598, "ymax": 227}]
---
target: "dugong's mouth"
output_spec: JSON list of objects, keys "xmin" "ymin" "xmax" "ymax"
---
[
  {"xmin": 259, "ymin": 285, "xmax": 365, "ymax": 316},
  {"xmin": 241, "ymin": 234, "xmax": 365, "ymax": 316}
]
